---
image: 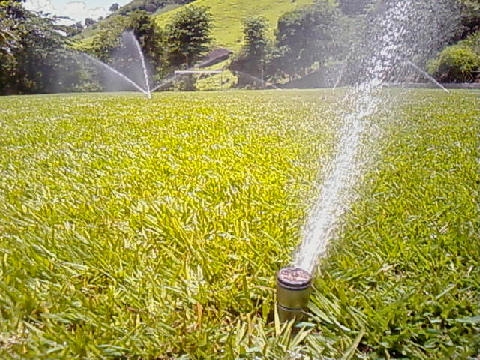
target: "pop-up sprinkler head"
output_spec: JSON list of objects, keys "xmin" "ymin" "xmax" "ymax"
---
[{"xmin": 276, "ymin": 267, "xmax": 312, "ymax": 322}]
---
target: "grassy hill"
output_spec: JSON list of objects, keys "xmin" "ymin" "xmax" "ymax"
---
[
  {"xmin": 153, "ymin": 0, "xmax": 314, "ymax": 52},
  {"xmin": 71, "ymin": 0, "xmax": 315, "ymax": 89},
  {"xmin": 74, "ymin": 0, "xmax": 314, "ymax": 54}
]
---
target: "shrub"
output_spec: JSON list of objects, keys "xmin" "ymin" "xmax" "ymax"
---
[{"xmin": 428, "ymin": 43, "xmax": 480, "ymax": 82}]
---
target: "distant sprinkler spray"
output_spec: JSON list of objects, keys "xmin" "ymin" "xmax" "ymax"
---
[{"xmin": 276, "ymin": 267, "xmax": 312, "ymax": 322}]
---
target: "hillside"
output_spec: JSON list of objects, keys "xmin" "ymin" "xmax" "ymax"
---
[
  {"xmin": 73, "ymin": 0, "xmax": 314, "ymax": 54},
  {"xmin": 153, "ymin": 0, "xmax": 314, "ymax": 52},
  {"xmin": 66, "ymin": 0, "xmax": 478, "ymax": 90}
]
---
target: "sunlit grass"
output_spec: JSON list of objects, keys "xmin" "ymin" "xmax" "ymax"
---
[
  {"xmin": 0, "ymin": 90, "xmax": 336, "ymax": 358},
  {"xmin": 0, "ymin": 89, "xmax": 478, "ymax": 358},
  {"xmin": 308, "ymin": 90, "xmax": 480, "ymax": 359}
]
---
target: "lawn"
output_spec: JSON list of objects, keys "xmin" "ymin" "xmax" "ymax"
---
[{"xmin": 0, "ymin": 89, "xmax": 478, "ymax": 358}]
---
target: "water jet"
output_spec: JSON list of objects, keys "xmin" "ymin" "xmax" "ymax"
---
[
  {"xmin": 276, "ymin": 267, "xmax": 312, "ymax": 322},
  {"xmin": 79, "ymin": 31, "xmax": 155, "ymax": 98},
  {"xmin": 291, "ymin": 0, "xmax": 458, "ymax": 280},
  {"xmin": 282, "ymin": 0, "xmax": 458, "ymax": 324}
]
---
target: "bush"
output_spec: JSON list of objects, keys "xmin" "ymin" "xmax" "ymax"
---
[{"xmin": 428, "ymin": 44, "xmax": 480, "ymax": 82}]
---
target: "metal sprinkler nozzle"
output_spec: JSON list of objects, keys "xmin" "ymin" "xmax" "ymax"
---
[{"xmin": 276, "ymin": 267, "xmax": 312, "ymax": 322}]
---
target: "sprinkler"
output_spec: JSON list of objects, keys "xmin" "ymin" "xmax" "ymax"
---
[{"xmin": 276, "ymin": 267, "xmax": 312, "ymax": 322}]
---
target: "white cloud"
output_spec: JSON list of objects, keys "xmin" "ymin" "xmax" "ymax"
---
[
  {"xmin": 24, "ymin": 0, "xmax": 57, "ymax": 17},
  {"xmin": 62, "ymin": 1, "xmax": 108, "ymax": 22},
  {"xmin": 25, "ymin": 0, "xmax": 109, "ymax": 24}
]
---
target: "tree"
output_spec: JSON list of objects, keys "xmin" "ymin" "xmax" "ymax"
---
[
  {"xmin": 0, "ymin": 0, "xmax": 88, "ymax": 94},
  {"xmin": 85, "ymin": 17, "xmax": 96, "ymax": 27},
  {"xmin": 0, "ymin": 0, "xmax": 23, "ymax": 94},
  {"xmin": 109, "ymin": 3, "xmax": 119, "ymax": 12},
  {"xmin": 229, "ymin": 16, "xmax": 270, "ymax": 87},
  {"xmin": 455, "ymin": 0, "xmax": 480, "ymax": 41},
  {"xmin": 269, "ymin": 1, "xmax": 340, "ymax": 82},
  {"xmin": 0, "ymin": 1, "xmax": 22, "ymax": 55},
  {"xmin": 60, "ymin": 21, "xmax": 84, "ymax": 36},
  {"xmin": 165, "ymin": 5, "xmax": 212, "ymax": 68},
  {"xmin": 243, "ymin": 16, "xmax": 269, "ymax": 62},
  {"xmin": 427, "ymin": 33, "xmax": 480, "ymax": 82}
]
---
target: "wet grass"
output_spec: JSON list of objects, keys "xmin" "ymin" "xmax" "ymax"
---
[
  {"xmin": 309, "ymin": 90, "xmax": 480, "ymax": 359},
  {"xmin": 0, "ymin": 89, "xmax": 478, "ymax": 358}
]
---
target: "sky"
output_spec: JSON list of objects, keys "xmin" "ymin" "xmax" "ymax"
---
[{"xmin": 24, "ymin": 0, "xmax": 131, "ymax": 24}]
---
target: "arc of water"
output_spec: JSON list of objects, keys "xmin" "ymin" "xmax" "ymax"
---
[
  {"xmin": 403, "ymin": 60, "xmax": 449, "ymax": 93},
  {"xmin": 293, "ymin": 91, "xmax": 378, "ymax": 273},
  {"xmin": 293, "ymin": 0, "xmax": 451, "ymax": 274},
  {"xmin": 81, "ymin": 30, "xmax": 233, "ymax": 96},
  {"xmin": 81, "ymin": 53, "xmax": 150, "ymax": 96},
  {"xmin": 293, "ymin": 120, "xmax": 363, "ymax": 272},
  {"xmin": 129, "ymin": 31, "xmax": 152, "ymax": 99},
  {"xmin": 80, "ymin": 30, "xmax": 227, "ymax": 96}
]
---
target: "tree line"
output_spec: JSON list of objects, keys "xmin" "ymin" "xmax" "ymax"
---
[
  {"xmin": 0, "ymin": 0, "xmax": 478, "ymax": 95},
  {"xmin": 0, "ymin": 0, "xmax": 211, "ymax": 94},
  {"xmin": 0, "ymin": 0, "xmax": 83, "ymax": 94},
  {"xmin": 232, "ymin": 0, "xmax": 479, "ymax": 87}
]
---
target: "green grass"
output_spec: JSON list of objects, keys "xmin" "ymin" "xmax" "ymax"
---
[
  {"xmin": 309, "ymin": 90, "xmax": 480, "ymax": 358},
  {"xmin": 154, "ymin": 0, "xmax": 314, "ymax": 51},
  {"xmin": 0, "ymin": 90, "xmax": 334, "ymax": 358},
  {"xmin": 0, "ymin": 89, "xmax": 478, "ymax": 358}
]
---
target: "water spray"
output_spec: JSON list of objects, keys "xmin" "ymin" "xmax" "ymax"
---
[
  {"xmin": 275, "ymin": 0, "xmax": 457, "ymax": 326},
  {"xmin": 276, "ymin": 267, "xmax": 312, "ymax": 322},
  {"xmin": 80, "ymin": 31, "xmax": 154, "ymax": 99}
]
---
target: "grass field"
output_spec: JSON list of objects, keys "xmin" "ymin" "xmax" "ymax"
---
[{"xmin": 0, "ymin": 89, "xmax": 478, "ymax": 359}]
